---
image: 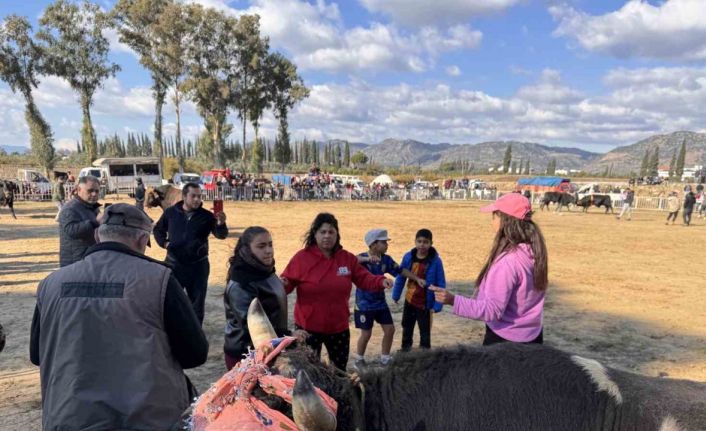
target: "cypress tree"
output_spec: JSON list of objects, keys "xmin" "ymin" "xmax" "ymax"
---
[
  {"xmin": 668, "ymin": 149, "xmax": 677, "ymax": 179},
  {"xmin": 675, "ymin": 139, "xmax": 686, "ymax": 179},
  {"xmin": 503, "ymin": 144, "xmax": 512, "ymax": 173},
  {"xmin": 648, "ymin": 145, "xmax": 659, "ymax": 177},
  {"xmin": 640, "ymin": 148, "xmax": 650, "ymax": 177}
]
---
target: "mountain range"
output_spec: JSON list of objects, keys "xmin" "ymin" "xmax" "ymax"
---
[
  {"xmin": 342, "ymin": 131, "xmax": 706, "ymax": 174},
  {"xmin": 4, "ymin": 131, "xmax": 705, "ymax": 174}
]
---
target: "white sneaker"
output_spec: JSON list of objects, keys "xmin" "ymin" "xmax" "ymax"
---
[{"xmin": 353, "ymin": 358, "xmax": 366, "ymax": 372}]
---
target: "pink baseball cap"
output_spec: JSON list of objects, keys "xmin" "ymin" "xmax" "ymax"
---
[{"xmin": 480, "ymin": 193, "xmax": 532, "ymax": 220}]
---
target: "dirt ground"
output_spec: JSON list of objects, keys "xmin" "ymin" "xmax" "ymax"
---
[{"xmin": 1, "ymin": 199, "xmax": 705, "ymax": 430}]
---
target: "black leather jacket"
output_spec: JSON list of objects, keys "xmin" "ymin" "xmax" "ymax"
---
[{"xmin": 223, "ymin": 274, "xmax": 288, "ymax": 359}]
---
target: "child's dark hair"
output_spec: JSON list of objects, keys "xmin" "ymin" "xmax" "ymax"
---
[
  {"xmin": 475, "ymin": 211, "xmax": 548, "ymax": 292},
  {"xmin": 415, "ymin": 228, "xmax": 432, "ymax": 241},
  {"xmin": 304, "ymin": 212, "xmax": 341, "ymax": 248}
]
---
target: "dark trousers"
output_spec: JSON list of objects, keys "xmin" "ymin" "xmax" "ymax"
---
[
  {"xmin": 170, "ymin": 258, "xmax": 210, "ymax": 324},
  {"xmin": 483, "ymin": 325, "xmax": 544, "ymax": 346},
  {"xmin": 296, "ymin": 325, "xmax": 350, "ymax": 371},
  {"xmin": 667, "ymin": 211, "xmax": 679, "ymax": 222},
  {"xmin": 683, "ymin": 210, "xmax": 693, "ymax": 225},
  {"xmin": 401, "ymin": 301, "xmax": 431, "ymax": 350}
]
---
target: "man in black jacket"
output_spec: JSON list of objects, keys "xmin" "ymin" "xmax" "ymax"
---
[
  {"xmin": 134, "ymin": 177, "xmax": 146, "ymax": 211},
  {"xmin": 58, "ymin": 176, "xmax": 101, "ymax": 267},
  {"xmin": 154, "ymin": 182, "xmax": 228, "ymax": 323},
  {"xmin": 683, "ymin": 188, "xmax": 696, "ymax": 226}
]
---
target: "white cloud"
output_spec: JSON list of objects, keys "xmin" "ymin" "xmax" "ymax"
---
[
  {"xmin": 446, "ymin": 65, "xmax": 461, "ymax": 76},
  {"xmin": 34, "ymin": 76, "xmax": 75, "ymax": 109},
  {"xmin": 510, "ymin": 65, "xmax": 532, "ymax": 76},
  {"xmin": 550, "ymin": 0, "xmax": 706, "ymax": 61},
  {"xmin": 0, "ymin": 88, "xmax": 28, "ymax": 146},
  {"xmin": 359, "ymin": 0, "xmax": 523, "ymax": 26},
  {"xmin": 55, "ymin": 138, "xmax": 78, "ymax": 151},
  {"xmin": 282, "ymin": 66, "xmax": 706, "ymax": 148},
  {"xmin": 5, "ymin": 62, "xmax": 706, "ymax": 152},
  {"xmin": 104, "ymin": 27, "xmax": 138, "ymax": 57},
  {"xmin": 246, "ymin": 0, "xmax": 342, "ymax": 53},
  {"xmin": 232, "ymin": 0, "xmax": 481, "ymax": 74},
  {"xmin": 515, "ymin": 69, "xmax": 584, "ymax": 104}
]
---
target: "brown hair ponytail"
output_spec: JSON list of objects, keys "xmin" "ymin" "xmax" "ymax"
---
[{"xmin": 475, "ymin": 211, "xmax": 548, "ymax": 292}]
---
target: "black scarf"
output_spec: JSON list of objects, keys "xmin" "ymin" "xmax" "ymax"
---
[{"xmin": 229, "ymin": 245, "xmax": 275, "ymax": 286}]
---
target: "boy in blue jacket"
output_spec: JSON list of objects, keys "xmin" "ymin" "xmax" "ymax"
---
[
  {"xmin": 355, "ymin": 229, "xmax": 426, "ymax": 368},
  {"xmin": 393, "ymin": 228, "xmax": 446, "ymax": 351}
]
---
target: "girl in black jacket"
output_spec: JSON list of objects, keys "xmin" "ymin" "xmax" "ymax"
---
[{"xmin": 223, "ymin": 226, "xmax": 288, "ymax": 370}]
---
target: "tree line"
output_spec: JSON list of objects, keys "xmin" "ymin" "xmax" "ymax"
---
[
  {"xmin": 78, "ymin": 131, "xmax": 365, "ymax": 173},
  {"xmin": 638, "ymin": 140, "xmax": 687, "ymax": 180},
  {"xmin": 0, "ymin": 0, "xmax": 309, "ymax": 176}
]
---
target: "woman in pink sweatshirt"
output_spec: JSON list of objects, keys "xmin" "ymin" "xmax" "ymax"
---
[{"xmin": 431, "ymin": 192, "xmax": 548, "ymax": 345}]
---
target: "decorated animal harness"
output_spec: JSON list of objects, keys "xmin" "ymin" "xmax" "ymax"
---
[{"xmin": 191, "ymin": 336, "xmax": 338, "ymax": 430}]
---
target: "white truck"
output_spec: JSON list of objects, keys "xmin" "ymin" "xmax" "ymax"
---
[{"xmin": 91, "ymin": 157, "xmax": 163, "ymax": 193}]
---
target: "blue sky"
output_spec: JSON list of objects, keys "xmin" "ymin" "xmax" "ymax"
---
[{"xmin": 1, "ymin": 0, "xmax": 705, "ymax": 153}]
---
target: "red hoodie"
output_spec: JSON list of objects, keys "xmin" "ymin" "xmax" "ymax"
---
[{"xmin": 282, "ymin": 245, "xmax": 386, "ymax": 334}]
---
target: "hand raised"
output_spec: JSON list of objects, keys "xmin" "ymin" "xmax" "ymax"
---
[{"xmin": 429, "ymin": 285, "xmax": 454, "ymax": 305}]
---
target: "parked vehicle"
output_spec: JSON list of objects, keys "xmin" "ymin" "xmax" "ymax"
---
[
  {"xmin": 78, "ymin": 167, "xmax": 106, "ymax": 180},
  {"xmin": 16, "ymin": 169, "xmax": 52, "ymax": 194},
  {"xmin": 91, "ymin": 157, "xmax": 162, "ymax": 193},
  {"xmin": 201, "ymin": 169, "xmax": 231, "ymax": 191},
  {"xmin": 172, "ymin": 172, "xmax": 202, "ymax": 189}
]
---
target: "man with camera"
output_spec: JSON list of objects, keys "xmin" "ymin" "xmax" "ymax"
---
[{"xmin": 154, "ymin": 182, "xmax": 228, "ymax": 324}]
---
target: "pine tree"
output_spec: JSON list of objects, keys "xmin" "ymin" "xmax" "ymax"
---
[
  {"xmin": 503, "ymin": 144, "xmax": 512, "ymax": 173},
  {"xmin": 524, "ymin": 160, "xmax": 530, "ymax": 175},
  {"xmin": 251, "ymin": 137, "xmax": 264, "ymax": 174},
  {"xmin": 640, "ymin": 148, "xmax": 650, "ymax": 177},
  {"xmin": 344, "ymin": 141, "xmax": 350, "ymax": 167},
  {"xmin": 668, "ymin": 149, "xmax": 677, "ymax": 179},
  {"xmin": 336, "ymin": 143, "xmax": 342, "ymax": 168},
  {"xmin": 675, "ymin": 139, "xmax": 686, "ymax": 180},
  {"xmin": 648, "ymin": 145, "xmax": 659, "ymax": 177},
  {"xmin": 546, "ymin": 159, "xmax": 556, "ymax": 175},
  {"xmin": 311, "ymin": 141, "xmax": 318, "ymax": 164}
]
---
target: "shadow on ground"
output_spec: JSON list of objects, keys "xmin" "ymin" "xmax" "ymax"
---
[{"xmin": 0, "ymin": 225, "xmax": 57, "ymax": 240}]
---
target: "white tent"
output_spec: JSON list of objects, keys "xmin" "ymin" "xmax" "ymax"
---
[{"xmin": 370, "ymin": 174, "xmax": 394, "ymax": 186}]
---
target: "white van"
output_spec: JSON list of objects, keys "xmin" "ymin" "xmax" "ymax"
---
[
  {"xmin": 78, "ymin": 167, "xmax": 105, "ymax": 179},
  {"xmin": 92, "ymin": 157, "xmax": 162, "ymax": 193}
]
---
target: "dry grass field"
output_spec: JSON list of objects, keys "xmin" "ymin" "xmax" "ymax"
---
[{"xmin": 1, "ymin": 198, "xmax": 705, "ymax": 430}]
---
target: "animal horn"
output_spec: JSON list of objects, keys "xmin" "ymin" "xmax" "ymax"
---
[
  {"xmin": 247, "ymin": 298, "xmax": 277, "ymax": 349},
  {"xmin": 292, "ymin": 370, "xmax": 337, "ymax": 431}
]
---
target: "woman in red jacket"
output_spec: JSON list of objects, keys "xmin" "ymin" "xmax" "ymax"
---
[{"xmin": 282, "ymin": 212, "xmax": 392, "ymax": 371}]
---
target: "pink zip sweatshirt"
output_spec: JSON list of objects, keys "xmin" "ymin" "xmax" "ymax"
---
[{"xmin": 453, "ymin": 243, "xmax": 544, "ymax": 342}]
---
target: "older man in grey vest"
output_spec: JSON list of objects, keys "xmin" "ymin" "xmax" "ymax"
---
[{"xmin": 30, "ymin": 203, "xmax": 208, "ymax": 430}]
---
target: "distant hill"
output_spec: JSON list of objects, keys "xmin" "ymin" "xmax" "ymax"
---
[
  {"xmin": 358, "ymin": 138, "xmax": 599, "ymax": 170},
  {"xmin": 0, "ymin": 145, "xmax": 29, "ymax": 155},
  {"xmin": 583, "ymin": 131, "xmax": 706, "ymax": 174}
]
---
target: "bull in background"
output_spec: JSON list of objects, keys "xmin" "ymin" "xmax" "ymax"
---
[
  {"xmin": 184, "ymin": 299, "xmax": 706, "ymax": 431},
  {"xmin": 0, "ymin": 180, "xmax": 17, "ymax": 219},
  {"xmin": 540, "ymin": 191, "xmax": 576, "ymax": 212},
  {"xmin": 145, "ymin": 185, "xmax": 181, "ymax": 211},
  {"xmin": 576, "ymin": 194, "xmax": 614, "ymax": 214}
]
